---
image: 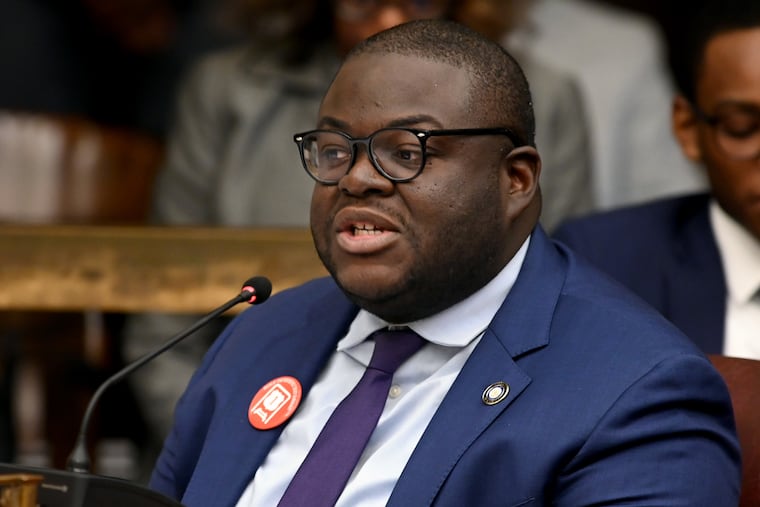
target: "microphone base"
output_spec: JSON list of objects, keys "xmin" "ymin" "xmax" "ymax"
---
[{"xmin": 0, "ymin": 462, "xmax": 182, "ymax": 507}]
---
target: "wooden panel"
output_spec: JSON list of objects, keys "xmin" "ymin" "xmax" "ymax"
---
[
  {"xmin": 0, "ymin": 225, "xmax": 327, "ymax": 314},
  {"xmin": 709, "ymin": 355, "xmax": 760, "ymax": 507}
]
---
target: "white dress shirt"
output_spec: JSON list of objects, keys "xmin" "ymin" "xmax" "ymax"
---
[
  {"xmin": 235, "ymin": 238, "xmax": 530, "ymax": 507},
  {"xmin": 710, "ymin": 202, "xmax": 760, "ymax": 360}
]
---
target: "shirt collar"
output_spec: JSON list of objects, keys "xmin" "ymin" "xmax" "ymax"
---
[
  {"xmin": 710, "ymin": 200, "xmax": 760, "ymax": 303},
  {"xmin": 338, "ymin": 236, "xmax": 532, "ymax": 351}
]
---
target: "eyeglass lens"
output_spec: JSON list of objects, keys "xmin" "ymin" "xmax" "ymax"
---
[{"xmin": 300, "ymin": 129, "xmax": 424, "ymax": 182}]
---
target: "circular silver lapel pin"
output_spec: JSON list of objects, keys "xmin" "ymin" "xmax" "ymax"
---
[{"xmin": 482, "ymin": 381, "xmax": 510, "ymax": 405}]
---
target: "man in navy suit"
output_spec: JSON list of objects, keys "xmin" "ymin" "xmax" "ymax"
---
[
  {"xmin": 150, "ymin": 19, "xmax": 740, "ymax": 506},
  {"xmin": 554, "ymin": 1, "xmax": 760, "ymax": 360}
]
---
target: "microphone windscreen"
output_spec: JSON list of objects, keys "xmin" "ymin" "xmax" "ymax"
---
[{"xmin": 242, "ymin": 276, "xmax": 272, "ymax": 304}]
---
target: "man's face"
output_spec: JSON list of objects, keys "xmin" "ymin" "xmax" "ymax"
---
[
  {"xmin": 331, "ymin": 0, "xmax": 452, "ymax": 55},
  {"xmin": 452, "ymin": 0, "xmax": 531, "ymax": 42},
  {"xmin": 691, "ymin": 28, "xmax": 760, "ymax": 239},
  {"xmin": 309, "ymin": 52, "xmax": 534, "ymax": 322}
]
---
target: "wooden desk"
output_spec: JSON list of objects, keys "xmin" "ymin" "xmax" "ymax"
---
[
  {"xmin": 0, "ymin": 225, "xmax": 329, "ymax": 469},
  {"xmin": 0, "ymin": 225, "xmax": 327, "ymax": 314}
]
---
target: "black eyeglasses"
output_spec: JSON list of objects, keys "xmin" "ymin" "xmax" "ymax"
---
[
  {"xmin": 293, "ymin": 127, "xmax": 525, "ymax": 185},
  {"xmin": 692, "ymin": 102, "xmax": 760, "ymax": 161}
]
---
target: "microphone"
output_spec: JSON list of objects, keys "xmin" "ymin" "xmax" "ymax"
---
[{"xmin": 66, "ymin": 276, "xmax": 272, "ymax": 473}]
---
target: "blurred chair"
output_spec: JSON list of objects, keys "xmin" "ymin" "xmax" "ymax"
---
[
  {"xmin": 0, "ymin": 110, "xmax": 163, "ymax": 469},
  {"xmin": 708, "ymin": 354, "xmax": 760, "ymax": 507},
  {"xmin": 0, "ymin": 111, "xmax": 162, "ymax": 224}
]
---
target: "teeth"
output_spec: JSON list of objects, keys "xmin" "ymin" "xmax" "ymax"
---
[{"xmin": 353, "ymin": 224, "xmax": 382, "ymax": 235}]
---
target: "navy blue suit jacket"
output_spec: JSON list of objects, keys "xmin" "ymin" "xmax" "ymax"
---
[
  {"xmin": 554, "ymin": 193, "xmax": 726, "ymax": 354},
  {"xmin": 150, "ymin": 228, "xmax": 739, "ymax": 506}
]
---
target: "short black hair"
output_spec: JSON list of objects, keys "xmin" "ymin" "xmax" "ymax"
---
[
  {"xmin": 674, "ymin": 0, "xmax": 760, "ymax": 103},
  {"xmin": 347, "ymin": 19, "xmax": 536, "ymax": 147}
]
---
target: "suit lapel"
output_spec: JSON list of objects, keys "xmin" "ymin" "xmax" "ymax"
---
[
  {"xmin": 388, "ymin": 330, "xmax": 531, "ymax": 506},
  {"xmin": 389, "ymin": 229, "xmax": 565, "ymax": 506},
  {"xmin": 183, "ymin": 284, "xmax": 359, "ymax": 507},
  {"xmin": 664, "ymin": 200, "xmax": 726, "ymax": 353}
]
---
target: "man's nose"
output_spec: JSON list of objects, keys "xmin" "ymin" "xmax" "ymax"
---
[{"xmin": 338, "ymin": 147, "xmax": 394, "ymax": 196}]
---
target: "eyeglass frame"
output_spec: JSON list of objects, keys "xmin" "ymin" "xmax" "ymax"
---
[
  {"xmin": 691, "ymin": 102, "xmax": 760, "ymax": 161},
  {"xmin": 293, "ymin": 127, "xmax": 527, "ymax": 185}
]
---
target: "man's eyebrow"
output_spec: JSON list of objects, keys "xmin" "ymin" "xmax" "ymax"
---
[
  {"xmin": 713, "ymin": 100, "xmax": 760, "ymax": 113},
  {"xmin": 385, "ymin": 115, "xmax": 442, "ymax": 128},
  {"xmin": 317, "ymin": 115, "xmax": 443, "ymax": 131},
  {"xmin": 318, "ymin": 116, "xmax": 350, "ymax": 131}
]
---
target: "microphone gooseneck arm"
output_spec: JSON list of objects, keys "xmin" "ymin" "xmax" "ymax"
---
[{"xmin": 66, "ymin": 276, "xmax": 272, "ymax": 473}]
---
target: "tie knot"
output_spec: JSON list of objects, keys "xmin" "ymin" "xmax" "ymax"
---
[{"xmin": 368, "ymin": 328, "xmax": 426, "ymax": 374}]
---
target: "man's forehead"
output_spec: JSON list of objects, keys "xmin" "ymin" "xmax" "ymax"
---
[
  {"xmin": 341, "ymin": 51, "xmax": 464, "ymax": 78},
  {"xmin": 699, "ymin": 28, "xmax": 760, "ymax": 101},
  {"xmin": 329, "ymin": 52, "xmax": 470, "ymax": 99},
  {"xmin": 321, "ymin": 53, "xmax": 473, "ymax": 128}
]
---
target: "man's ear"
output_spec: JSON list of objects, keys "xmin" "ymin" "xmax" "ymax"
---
[
  {"xmin": 501, "ymin": 145, "xmax": 541, "ymax": 214},
  {"xmin": 673, "ymin": 95, "xmax": 704, "ymax": 163}
]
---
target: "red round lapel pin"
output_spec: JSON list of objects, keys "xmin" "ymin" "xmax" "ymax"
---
[{"xmin": 248, "ymin": 376, "xmax": 302, "ymax": 430}]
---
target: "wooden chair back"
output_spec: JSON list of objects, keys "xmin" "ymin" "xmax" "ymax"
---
[
  {"xmin": 709, "ymin": 354, "xmax": 760, "ymax": 507},
  {"xmin": 0, "ymin": 111, "xmax": 164, "ymax": 468},
  {"xmin": 0, "ymin": 111, "xmax": 163, "ymax": 224}
]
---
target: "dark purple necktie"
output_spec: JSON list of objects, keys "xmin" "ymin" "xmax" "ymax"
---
[{"xmin": 277, "ymin": 327, "xmax": 426, "ymax": 507}]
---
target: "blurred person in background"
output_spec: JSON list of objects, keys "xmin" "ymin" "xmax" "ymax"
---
[
  {"xmin": 0, "ymin": 0, "xmax": 243, "ymax": 138},
  {"xmin": 508, "ymin": 0, "xmax": 708, "ymax": 209},
  {"xmin": 144, "ymin": 0, "xmax": 591, "ymax": 230},
  {"xmin": 554, "ymin": 0, "xmax": 760, "ymax": 360}
]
